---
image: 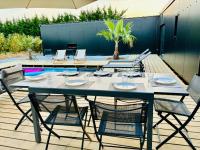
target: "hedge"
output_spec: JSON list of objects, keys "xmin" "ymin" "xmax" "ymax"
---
[{"xmin": 0, "ymin": 7, "xmax": 125, "ymax": 37}]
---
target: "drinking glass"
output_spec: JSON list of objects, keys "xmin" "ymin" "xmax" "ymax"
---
[
  {"xmin": 122, "ymin": 74, "xmax": 128, "ymax": 83},
  {"xmin": 147, "ymin": 73, "xmax": 154, "ymax": 87}
]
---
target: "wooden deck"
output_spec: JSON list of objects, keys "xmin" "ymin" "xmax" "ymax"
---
[{"xmin": 0, "ymin": 54, "xmax": 199, "ymax": 150}]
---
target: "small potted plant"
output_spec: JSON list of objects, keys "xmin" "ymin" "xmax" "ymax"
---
[{"xmin": 97, "ymin": 19, "xmax": 136, "ymax": 59}]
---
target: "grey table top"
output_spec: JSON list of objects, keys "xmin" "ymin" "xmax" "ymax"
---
[{"xmin": 10, "ymin": 72, "xmax": 188, "ymax": 96}]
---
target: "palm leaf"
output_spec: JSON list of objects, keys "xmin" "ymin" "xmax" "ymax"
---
[
  {"xmin": 115, "ymin": 19, "xmax": 123, "ymax": 35},
  {"xmin": 97, "ymin": 30, "xmax": 113, "ymax": 41},
  {"xmin": 125, "ymin": 22, "xmax": 132, "ymax": 34},
  {"xmin": 104, "ymin": 19, "xmax": 115, "ymax": 32}
]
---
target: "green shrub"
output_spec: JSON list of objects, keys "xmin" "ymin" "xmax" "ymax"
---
[
  {"xmin": 0, "ymin": 7, "xmax": 125, "ymax": 37},
  {"xmin": 2, "ymin": 33, "xmax": 42, "ymax": 53},
  {"xmin": 20, "ymin": 35, "xmax": 34, "ymax": 51},
  {"xmin": 0, "ymin": 33, "xmax": 6, "ymax": 53},
  {"xmin": 32, "ymin": 36, "xmax": 42, "ymax": 53},
  {"xmin": 6, "ymin": 33, "xmax": 25, "ymax": 52}
]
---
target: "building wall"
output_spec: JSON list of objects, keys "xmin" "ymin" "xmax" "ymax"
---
[
  {"xmin": 40, "ymin": 16, "xmax": 159, "ymax": 56},
  {"xmin": 161, "ymin": 0, "xmax": 200, "ymax": 82}
]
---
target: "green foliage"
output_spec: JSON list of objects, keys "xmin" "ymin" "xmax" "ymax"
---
[
  {"xmin": 0, "ymin": 7, "xmax": 125, "ymax": 37},
  {"xmin": 32, "ymin": 36, "xmax": 42, "ymax": 52},
  {"xmin": 97, "ymin": 19, "xmax": 136, "ymax": 45},
  {"xmin": 6, "ymin": 33, "xmax": 25, "ymax": 52},
  {"xmin": 121, "ymin": 22, "xmax": 136, "ymax": 47},
  {"xmin": 97, "ymin": 19, "xmax": 136, "ymax": 48},
  {"xmin": 0, "ymin": 33, "xmax": 42, "ymax": 53},
  {"xmin": 20, "ymin": 35, "xmax": 34, "ymax": 51},
  {"xmin": 0, "ymin": 33, "xmax": 6, "ymax": 53},
  {"xmin": 79, "ymin": 7, "xmax": 125, "ymax": 22}
]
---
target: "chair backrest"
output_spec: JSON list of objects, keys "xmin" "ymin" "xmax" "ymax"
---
[
  {"xmin": 187, "ymin": 75, "xmax": 200, "ymax": 104},
  {"xmin": 74, "ymin": 49, "xmax": 86, "ymax": 60},
  {"xmin": 1, "ymin": 65, "xmax": 24, "ymax": 92},
  {"xmin": 28, "ymin": 93, "xmax": 78, "ymax": 126},
  {"xmin": 55, "ymin": 50, "xmax": 66, "ymax": 60},
  {"xmin": 132, "ymin": 51, "xmax": 151, "ymax": 67},
  {"xmin": 180, "ymin": 75, "xmax": 200, "ymax": 127},
  {"xmin": 67, "ymin": 44, "xmax": 77, "ymax": 50},
  {"xmin": 0, "ymin": 65, "xmax": 24, "ymax": 107},
  {"xmin": 134, "ymin": 48, "xmax": 150, "ymax": 61},
  {"xmin": 89, "ymin": 101, "xmax": 148, "ymax": 123}
]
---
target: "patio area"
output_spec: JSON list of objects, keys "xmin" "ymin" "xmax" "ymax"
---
[
  {"xmin": 0, "ymin": 0, "xmax": 200, "ymax": 150},
  {"xmin": 0, "ymin": 55, "xmax": 199, "ymax": 150}
]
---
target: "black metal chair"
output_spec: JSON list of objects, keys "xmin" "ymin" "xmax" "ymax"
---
[
  {"xmin": 87, "ymin": 98, "xmax": 148, "ymax": 150},
  {"xmin": 0, "ymin": 65, "xmax": 47, "ymax": 130},
  {"xmin": 67, "ymin": 43, "xmax": 77, "ymax": 58},
  {"xmin": 28, "ymin": 93, "xmax": 88, "ymax": 150},
  {"xmin": 153, "ymin": 75, "xmax": 200, "ymax": 150}
]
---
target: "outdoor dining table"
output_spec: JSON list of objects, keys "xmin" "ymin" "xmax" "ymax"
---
[{"xmin": 10, "ymin": 72, "xmax": 189, "ymax": 150}]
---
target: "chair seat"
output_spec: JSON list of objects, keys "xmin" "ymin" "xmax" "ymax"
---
[
  {"xmin": 154, "ymin": 98, "xmax": 191, "ymax": 116},
  {"xmin": 18, "ymin": 94, "xmax": 48, "ymax": 104},
  {"xmin": 98, "ymin": 121, "xmax": 143, "ymax": 138},
  {"xmin": 98, "ymin": 111, "xmax": 143, "ymax": 137},
  {"xmin": 45, "ymin": 106, "xmax": 88, "ymax": 126}
]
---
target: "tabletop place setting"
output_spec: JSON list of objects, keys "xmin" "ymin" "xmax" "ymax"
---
[{"xmin": 148, "ymin": 73, "xmax": 181, "ymax": 88}]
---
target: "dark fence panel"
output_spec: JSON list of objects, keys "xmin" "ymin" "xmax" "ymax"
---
[
  {"xmin": 40, "ymin": 16, "xmax": 159, "ymax": 56},
  {"xmin": 161, "ymin": 0, "xmax": 200, "ymax": 83}
]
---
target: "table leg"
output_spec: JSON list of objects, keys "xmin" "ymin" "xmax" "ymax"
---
[
  {"xmin": 31, "ymin": 103, "xmax": 41, "ymax": 143},
  {"xmin": 147, "ymin": 96, "xmax": 153, "ymax": 150}
]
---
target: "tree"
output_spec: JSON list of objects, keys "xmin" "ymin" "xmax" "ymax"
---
[{"xmin": 97, "ymin": 19, "xmax": 136, "ymax": 59}]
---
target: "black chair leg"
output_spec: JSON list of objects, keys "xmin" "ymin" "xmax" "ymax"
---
[
  {"xmin": 172, "ymin": 114, "xmax": 188, "ymax": 132},
  {"xmin": 81, "ymin": 110, "xmax": 88, "ymax": 149},
  {"xmin": 45, "ymin": 116, "xmax": 57, "ymax": 150},
  {"xmin": 139, "ymin": 138, "xmax": 142, "ymax": 150},
  {"xmin": 99, "ymin": 135, "xmax": 103, "ymax": 150},
  {"xmin": 179, "ymin": 130, "xmax": 196, "ymax": 150},
  {"xmin": 44, "ymin": 123, "xmax": 60, "ymax": 139},
  {"xmin": 87, "ymin": 96, "xmax": 96, "ymax": 127},
  {"xmin": 87, "ymin": 115, "xmax": 92, "ymax": 127},
  {"xmin": 15, "ymin": 108, "xmax": 32, "ymax": 130},
  {"xmin": 156, "ymin": 113, "xmax": 196, "ymax": 150},
  {"xmin": 153, "ymin": 113, "xmax": 170, "ymax": 128}
]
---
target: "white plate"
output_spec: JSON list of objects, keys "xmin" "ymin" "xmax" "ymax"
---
[
  {"xmin": 65, "ymin": 80, "xmax": 88, "ymax": 86},
  {"xmin": 26, "ymin": 74, "xmax": 47, "ymax": 81},
  {"xmin": 94, "ymin": 71, "xmax": 110, "ymax": 76},
  {"xmin": 63, "ymin": 71, "xmax": 79, "ymax": 76},
  {"xmin": 154, "ymin": 77, "xmax": 177, "ymax": 85},
  {"xmin": 113, "ymin": 82, "xmax": 137, "ymax": 90},
  {"xmin": 122, "ymin": 72, "xmax": 141, "ymax": 77}
]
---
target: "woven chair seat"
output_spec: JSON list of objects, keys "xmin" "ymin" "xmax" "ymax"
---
[
  {"xmin": 98, "ymin": 117, "xmax": 143, "ymax": 138},
  {"xmin": 45, "ymin": 106, "xmax": 88, "ymax": 126},
  {"xmin": 154, "ymin": 98, "xmax": 191, "ymax": 116}
]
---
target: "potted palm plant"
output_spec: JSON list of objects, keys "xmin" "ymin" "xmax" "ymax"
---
[{"xmin": 97, "ymin": 19, "xmax": 136, "ymax": 59}]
